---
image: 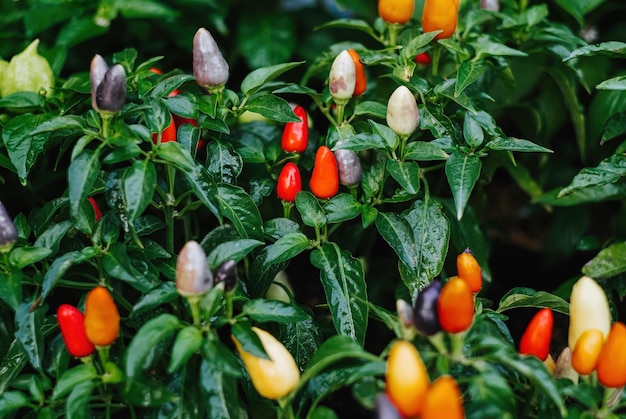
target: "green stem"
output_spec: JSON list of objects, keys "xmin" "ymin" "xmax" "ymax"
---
[
  {"xmin": 431, "ymin": 46, "xmax": 442, "ymax": 77},
  {"xmin": 100, "ymin": 113, "xmax": 113, "ymax": 140},
  {"xmin": 282, "ymin": 201, "xmax": 293, "ymax": 219},
  {"xmin": 187, "ymin": 296, "xmax": 201, "ymax": 326},
  {"xmin": 165, "ymin": 165, "xmax": 177, "ymax": 254},
  {"xmin": 449, "ymin": 332, "xmax": 466, "ymax": 362},
  {"xmin": 225, "ymin": 291, "xmax": 234, "ymax": 321},
  {"xmin": 278, "ymin": 397, "xmax": 295, "ymax": 419},
  {"xmin": 428, "ymin": 332, "xmax": 448, "ymax": 355},
  {"xmin": 387, "ymin": 23, "xmax": 399, "ymax": 47},
  {"xmin": 97, "ymin": 345, "xmax": 110, "ymax": 366}
]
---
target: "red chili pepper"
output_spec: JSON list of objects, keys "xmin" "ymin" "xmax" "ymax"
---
[
  {"xmin": 415, "ymin": 52, "xmax": 432, "ymax": 65},
  {"xmin": 57, "ymin": 304, "xmax": 96, "ymax": 358},
  {"xmin": 151, "ymin": 114, "xmax": 177, "ymax": 144},
  {"xmin": 281, "ymin": 105, "xmax": 309, "ymax": 153},
  {"xmin": 310, "ymin": 146, "xmax": 339, "ymax": 199},
  {"xmin": 347, "ymin": 50, "xmax": 366, "ymax": 97},
  {"xmin": 277, "ymin": 162, "xmax": 302, "ymax": 202},
  {"xmin": 87, "ymin": 197, "xmax": 102, "ymax": 222},
  {"xmin": 519, "ymin": 308, "xmax": 553, "ymax": 361},
  {"xmin": 437, "ymin": 276, "xmax": 474, "ymax": 334},
  {"xmin": 173, "ymin": 114, "xmax": 198, "ymax": 128}
]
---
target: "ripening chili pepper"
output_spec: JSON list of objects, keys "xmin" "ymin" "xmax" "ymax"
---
[
  {"xmin": 0, "ymin": 201, "xmax": 18, "ymax": 252},
  {"xmin": 214, "ymin": 259, "xmax": 238, "ymax": 292},
  {"xmin": 568, "ymin": 276, "xmax": 611, "ymax": 350},
  {"xmin": 87, "ymin": 197, "xmax": 102, "ymax": 222},
  {"xmin": 276, "ymin": 163, "xmax": 302, "ymax": 203},
  {"xmin": 176, "ymin": 240, "xmax": 213, "ymax": 297},
  {"xmin": 415, "ymin": 52, "xmax": 432, "ymax": 65},
  {"xmin": 151, "ymin": 114, "xmax": 177, "ymax": 144},
  {"xmin": 334, "ymin": 149, "xmax": 363, "ymax": 187},
  {"xmin": 571, "ymin": 328, "xmax": 604, "ymax": 376},
  {"xmin": 193, "ymin": 27, "xmax": 229, "ymax": 89},
  {"xmin": 457, "ymin": 248, "xmax": 482, "ymax": 293},
  {"xmin": 437, "ymin": 276, "xmax": 474, "ymax": 334},
  {"xmin": 375, "ymin": 392, "xmax": 403, "ymax": 419},
  {"xmin": 329, "ymin": 50, "xmax": 356, "ymax": 101},
  {"xmin": 596, "ymin": 321, "xmax": 626, "ymax": 387},
  {"xmin": 422, "ymin": 0, "xmax": 460, "ymax": 40},
  {"xmin": 519, "ymin": 308, "xmax": 553, "ymax": 361},
  {"xmin": 310, "ymin": 146, "xmax": 339, "ymax": 199},
  {"xmin": 396, "ymin": 299, "xmax": 416, "ymax": 331},
  {"xmin": 378, "ymin": 0, "xmax": 415, "ymax": 25},
  {"xmin": 413, "ymin": 280, "xmax": 442, "ymax": 336},
  {"xmin": 84, "ymin": 286, "xmax": 120, "ymax": 347},
  {"xmin": 90, "ymin": 54, "xmax": 126, "ymax": 113},
  {"xmin": 386, "ymin": 85, "xmax": 419, "ymax": 137},
  {"xmin": 232, "ymin": 327, "xmax": 300, "ymax": 400},
  {"xmin": 347, "ymin": 50, "xmax": 366, "ymax": 97},
  {"xmin": 421, "ymin": 375, "xmax": 465, "ymax": 419},
  {"xmin": 173, "ymin": 114, "xmax": 198, "ymax": 128},
  {"xmin": 281, "ymin": 105, "xmax": 309, "ymax": 153},
  {"xmin": 385, "ymin": 340, "xmax": 430, "ymax": 417},
  {"xmin": 57, "ymin": 304, "xmax": 96, "ymax": 358}
]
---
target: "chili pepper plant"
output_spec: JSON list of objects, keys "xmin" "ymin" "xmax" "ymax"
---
[{"xmin": 1, "ymin": 0, "xmax": 626, "ymax": 418}]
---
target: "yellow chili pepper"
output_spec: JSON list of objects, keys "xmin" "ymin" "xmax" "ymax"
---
[
  {"xmin": 385, "ymin": 340, "xmax": 430, "ymax": 417},
  {"xmin": 422, "ymin": 0, "xmax": 460, "ymax": 40},
  {"xmin": 232, "ymin": 327, "xmax": 300, "ymax": 400},
  {"xmin": 84, "ymin": 286, "xmax": 120, "ymax": 347}
]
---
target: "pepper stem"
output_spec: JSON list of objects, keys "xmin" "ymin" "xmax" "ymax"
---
[
  {"xmin": 97, "ymin": 345, "xmax": 110, "ymax": 366},
  {"xmin": 187, "ymin": 295, "xmax": 202, "ymax": 326}
]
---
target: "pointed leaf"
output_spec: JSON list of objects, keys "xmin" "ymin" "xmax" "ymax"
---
[
  {"xmin": 582, "ymin": 241, "xmax": 626, "ymax": 279},
  {"xmin": 241, "ymin": 62, "xmax": 304, "ymax": 95},
  {"xmin": 386, "ymin": 160, "xmax": 420, "ymax": 195},
  {"xmin": 15, "ymin": 299, "xmax": 46, "ymax": 371},
  {"xmin": 445, "ymin": 151, "xmax": 482, "ymax": 220},
  {"xmin": 217, "ymin": 184, "xmax": 264, "ymax": 241},
  {"xmin": 68, "ymin": 148, "xmax": 101, "ymax": 233}
]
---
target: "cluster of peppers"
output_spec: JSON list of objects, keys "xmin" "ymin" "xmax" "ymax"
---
[
  {"xmin": 518, "ymin": 275, "xmax": 626, "ymax": 393},
  {"xmin": 377, "ymin": 249, "xmax": 482, "ymax": 418}
]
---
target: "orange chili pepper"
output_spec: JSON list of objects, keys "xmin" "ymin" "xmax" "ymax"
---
[
  {"xmin": 596, "ymin": 322, "xmax": 626, "ymax": 387},
  {"xmin": 421, "ymin": 375, "xmax": 465, "ymax": 419},
  {"xmin": 437, "ymin": 276, "xmax": 474, "ymax": 334},
  {"xmin": 422, "ymin": 0, "xmax": 460, "ymax": 40},
  {"xmin": 347, "ymin": 50, "xmax": 366, "ymax": 97},
  {"xmin": 84, "ymin": 286, "xmax": 120, "ymax": 347},
  {"xmin": 309, "ymin": 146, "xmax": 339, "ymax": 199},
  {"xmin": 571, "ymin": 328, "xmax": 604, "ymax": 376},
  {"xmin": 378, "ymin": 0, "xmax": 415, "ymax": 25},
  {"xmin": 456, "ymin": 248, "xmax": 482, "ymax": 293}
]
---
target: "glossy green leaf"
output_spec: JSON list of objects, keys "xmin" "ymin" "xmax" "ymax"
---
[
  {"xmin": 456, "ymin": 61, "xmax": 485, "ymax": 97},
  {"xmin": 473, "ymin": 36, "xmax": 527, "ymax": 59},
  {"xmin": 582, "ymin": 241, "xmax": 626, "ymax": 279},
  {"xmin": 238, "ymin": 12, "xmax": 296, "ymax": 69},
  {"xmin": 15, "ymin": 299, "xmax": 46, "ymax": 371},
  {"xmin": 52, "ymin": 364, "xmax": 98, "ymax": 400},
  {"xmin": 68, "ymin": 148, "xmax": 101, "ymax": 233},
  {"xmin": 463, "ymin": 113, "xmax": 485, "ymax": 148},
  {"xmin": 264, "ymin": 232, "xmax": 311, "ymax": 266},
  {"xmin": 565, "ymin": 41, "xmax": 626, "ymax": 61},
  {"xmin": 0, "ymin": 269, "xmax": 22, "ymax": 311},
  {"xmin": 403, "ymin": 141, "xmax": 449, "ymax": 161},
  {"xmin": 103, "ymin": 243, "xmax": 158, "ymax": 292},
  {"xmin": 486, "ymin": 137, "xmax": 552, "ymax": 153},
  {"xmin": 554, "ymin": 0, "xmax": 606, "ymax": 26},
  {"xmin": 315, "ymin": 18, "xmax": 376, "ymax": 38},
  {"xmin": 386, "ymin": 160, "xmax": 420, "ymax": 195},
  {"xmin": 206, "ymin": 140, "xmax": 243, "ymax": 184},
  {"xmin": 295, "ymin": 191, "xmax": 327, "ymax": 229},
  {"xmin": 123, "ymin": 159, "xmax": 156, "ymax": 223},
  {"xmin": 323, "ymin": 194, "xmax": 361, "ymax": 223},
  {"xmin": 241, "ymin": 61, "xmax": 304, "ymax": 95},
  {"xmin": 125, "ymin": 314, "xmax": 180, "ymax": 380},
  {"xmin": 246, "ymin": 94, "xmax": 301, "ymax": 123},
  {"xmin": 230, "ymin": 322, "xmax": 269, "ymax": 360},
  {"xmin": 279, "ymin": 318, "xmax": 322, "ymax": 370},
  {"xmin": 248, "ymin": 247, "xmax": 289, "ymax": 298},
  {"xmin": 201, "ymin": 359, "xmax": 246, "ymax": 418},
  {"xmin": 9, "ymin": 246, "xmax": 52, "ymax": 269},
  {"xmin": 332, "ymin": 132, "xmax": 387, "ymax": 152},
  {"xmin": 206, "ymin": 238, "xmax": 264, "ymax": 269},
  {"xmin": 217, "ymin": 184, "xmax": 264, "ymax": 241},
  {"xmin": 131, "ymin": 282, "xmax": 178, "ymax": 316},
  {"xmin": 41, "ymin": 251, "xmax": 88, "ymax": 301},
  {"xmin": 559, "ymin": 154, "xmax": 626, "ymax": 197},
  {"xmin": 0, "ymin": 339, "xmax": 29, "ymax": 393},
  {"xmin": 375, "ymin": 212, "xmax": 419, "ymax": 272},
  {"xmin": 264, "ymin": 217, "xmax": 301, "ymax": 240},
  {"xmin": 310, "ymin": 243, "xmax": 368, "ymax": 344},
  {"xmin": 497, "ymin": 289, "xmax": 569, "ymax": 315},
  {"xmin": 597, "ymin": 76, "xmax": 626, "ymax": 91},
  {"xmin": 302, "ymin": 335, "xmax": 378, "ymax": 380},
  {"xmin": 445, "ymin": 151, "xmax": 482, "ymax": 220},
  {"xmin": 243, "ymin": 299, "xmax": 310, "ymax": 323},
  {"xmin": 168, "ymin": 326, "xmax": 203, "ymax": 374},
  {"xmin": 0, "ymin": 391, "xmax": 31, "ymax": 416}
]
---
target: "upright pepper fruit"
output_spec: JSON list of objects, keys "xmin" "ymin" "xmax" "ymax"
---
[
  {"xmin": 437, "ymin": 276, "xmax": 474, "ymax": 334},
  {"xmin": 347, "ymin": 50, "xmax": 366, "ymax": 97},
  {"xmin": 596, "ymin": 321, "xmax": 626, "ymax": 387},
  {"xmin": 413, "ymin": 280, "xmax": 442, "ymax": 336},
  {"xmin": 568, "ymin": 276, "xmax": 611, "ymax": 350},
  {"xmin": 176, "ymin": 240, "xmax": 213, "ymax": 297},
  {"xmin": 277, "ymin": 163, "xmax": 302, "ymax": 203},
  {"xmin": 84, "ymin": 286, "xmax": 120, "ymax": 347},
  {"xmin": 378, "ymin": 0, "xmax": 415, "ymax": 25},
  {"xmin": 90, "ymin": 54, "xmax": 127, "ymax": 113},
  {"xmin": 571, "ymin": 328, "xmax": 604, "ymax": 376},
  {"xmin": 1, "ymin": 39, "xmax": 54, "ymax": 98},
  {"xmin": 334, "ymin": 149, "xmax": 363, "ymax": 187},
  {"xmin": 232, "ymin": 327, "xmax": 300, "ymax": 400},
  {"xmin": 375, "ymin": 392, "xmax": 403, "ymax": 419},
  {"xmin": 310, "ymin": 146, "xmax": 339, "ymax": 199},
  {"xmin": 457, "ymin": 248, "xmax": 482, "ymax": 293},
  {"xmin": 386, "ymin": 85, "xmax": 419, "ymax": 137},
  {"xmin": 421, "ymin": 375, "xmax": 465, "ymax": 419},
  {"xmin": 57, "ymin": 304, "xmax": 96, "ymax": 358},
  {"xmin": 422, "ymin": 0, "xmax": 460, "ymax": 40},
  {"xmin": 193, "ymin": 27, "xmax": 229, "ymax": 90},
  {"xmin": 329, "ymin": 50, "xmax": 356, "ymax": 101},
  {"xmin": 281, "ymin": 105, "xmax": 309, "ymax": 153},
  {"xmin": 519, "ymin": 308, "xmax": 554, "ymax": 361},
  {"xmin": 385, "ymin": 340, "xmax": 430, "ymax": 417},
  {"xmin": 214, "ymin": 259, "xmax": 238, "ymax": 292},
  {"xmin": 0, "ymin": 201, "xmax": 18, "ymax": 253}
]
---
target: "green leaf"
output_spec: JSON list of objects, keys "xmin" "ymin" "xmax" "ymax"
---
[
  {"xmin": 201, "ymin": 359, "xmax": 245, "ymax": 418},
  {"xmin": 248, "ymin": 247, "xmax": 289, "ymax": 298},
  {"xmin": 369, "ymin": 119, "xmax": 399, "ymax": 151},
  {"xmin": 103, "ymin": 243, "xmax": 158, "ymax": 292},
  {"xmin": 168, "ymin": 326, "xmax": 203, "ymax": 374},
  {"xmin": 206, "ymin": 239, "xmax": 264, "ymax": 269},
  {"xmin": 497, "ymin": 289, "xmax": 569, "ymax": 315},
  {"xmin": 558, "ymin": 154, "xmax": 626, "ymax": 197},
  {"xmin": 217, "ymin": 184, "xmax": 264, "ymax": 241},
  {"xmin": 264, "ymin": 232, "xmax": 312, "ymax": 265},
  {"xmin": 295, "ymin": 191, "xmax": 327, "ymax": 229},
  {"xmin": 41, "ymin": 251, "xmax": 88, "ymax": 301},
  {"xmin": 243, "ymin": 299, "xmax": 310, "ymax": 323},
  {"xmin": 151, "ymin": 74, "xmax": 195, "ymax": 98},
  {"xmin": 118, "ymin": 0, "xmax": 179, "ymax": 18},
  {"xmin": 582, "ymin": 241, "xmax": 626, "ymax": 279},
  {"xmin": 0, "ymin": 391, "xmax": 31, "ymax": 416},
  {"xmin": 279, "ymin": 318, "xmax": 322, "ymax": 370},
  {"xmin": 601, "ymin": 112, "xmax": 626, "ymax": 144},
  {"xmin": 0, "ymin": 270, "xmax": 22, "ymax": 311},
  {"xmin": 33, "ymin": 221, "xmax": 72, "ymax": 254},
  {"xmin": 315, "ymin": 18, "xmax": 376, "ymax": 38},
  {"xmin": 238, "ymin": 12, "xmax": 296, "ymax": 69},
  {"xmin": 565, "ymin": 41, "xmax": 626, "ymax": 61},
  {"xmin": 9, "ymin": 246, "xmax": 52, "ymax": 269},
  {"xmin": 302, "ymin": 335, "xmax": 378, "ymax": 380},
  {"xmin": 354, "ymin": 101, "xmax": 387, "ymax": 119},
  {"xmin": 246, "ymin": 94, "xmax": 301, "ymax": 123},
  {"xmin": 401, "ymin": 31, "xmax": 441, "ymax": 61},
  {"xmin": 230, "ymin": 322, "xmax": 269, "ymax": 360},
  {"xmin": 486, "ymin": 137, "xmax": 552, "ymax": 153},
  {"xmin": 52, "ymin": 364, "xmax": 98, "ymax": 400},
  {"xmin": 29, "ymin": 115, "xmax": 86, "ymax": 136},
  {"xmin": 310, "ymin": 243, "xmax": 368, "ymax": 344},
  {"xmin": 15, "ymin": 299, "xmax": 46, "ymax": 371},
  {"xmin": 554, "ymin": 0, "xmax": 606, "ymax": 26},
  {"xmin": 131, "ymin": 282, "xmax": 178, "ymax": 316},
  {"xmin": 323, "ymin": 194, "xmax": 361, "ymax": 223},
  {"xmin": 241, "ymin": 62, "xmax": 304, "ymax": 95},
  {"xmin": 0, "ymin": 92, "xmax": 43, "ymax": 109},
  {"xmin": 463, "ymin": 113, "xmax": 485, "ymax": 148},
  {"xmin": 68, "ymin": 148, "xmax": 101, "ymax": 233},
  {"xmin": 206, "ymin": 140, "xmax": 243, "ymax": 184},
  {"xmin": 403, "ymin": 141, "xmax": 449, "ymax": 161},
  {"xmin": 0, "ymin": 339, "xmax": 29, "ymax": 393},
  {"xmin": 386, "ymin": 160, "xmax": 420, "ymax": 195},
  {"xmin": 455, "ymin": 61, "xmax": 485, "ymax": 97},
  {"xmin": 125, "ymin": 314, "xmax": 180, "ymax": 380},
  {"xmin": 123, "ymin": 159, "xmax": 157, "ymax": 223},
  {"xmin": 375, "ymin": 212, "xmax": 419, "ymax": 272},
  {"xmin": 445, "ymin": 151, "xmax": 482, "ymax": 220},
  {"xmin": 597, "ymin": 76, "xmax": 626, "ymax": 91},
  {"xmin": 66, "ymin": 381, "xmax": 95, "ymax": 418},
  {"xmin": 3, "ymin": 114, "xmax": 53, "ymax": 184},
  {"xmin": 473, "ymin": 35, "xmax": 528, "ymax": 59},
  {"xmin": 332, "ymin": 132, "xmax": 388, "ymax": 152}
]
